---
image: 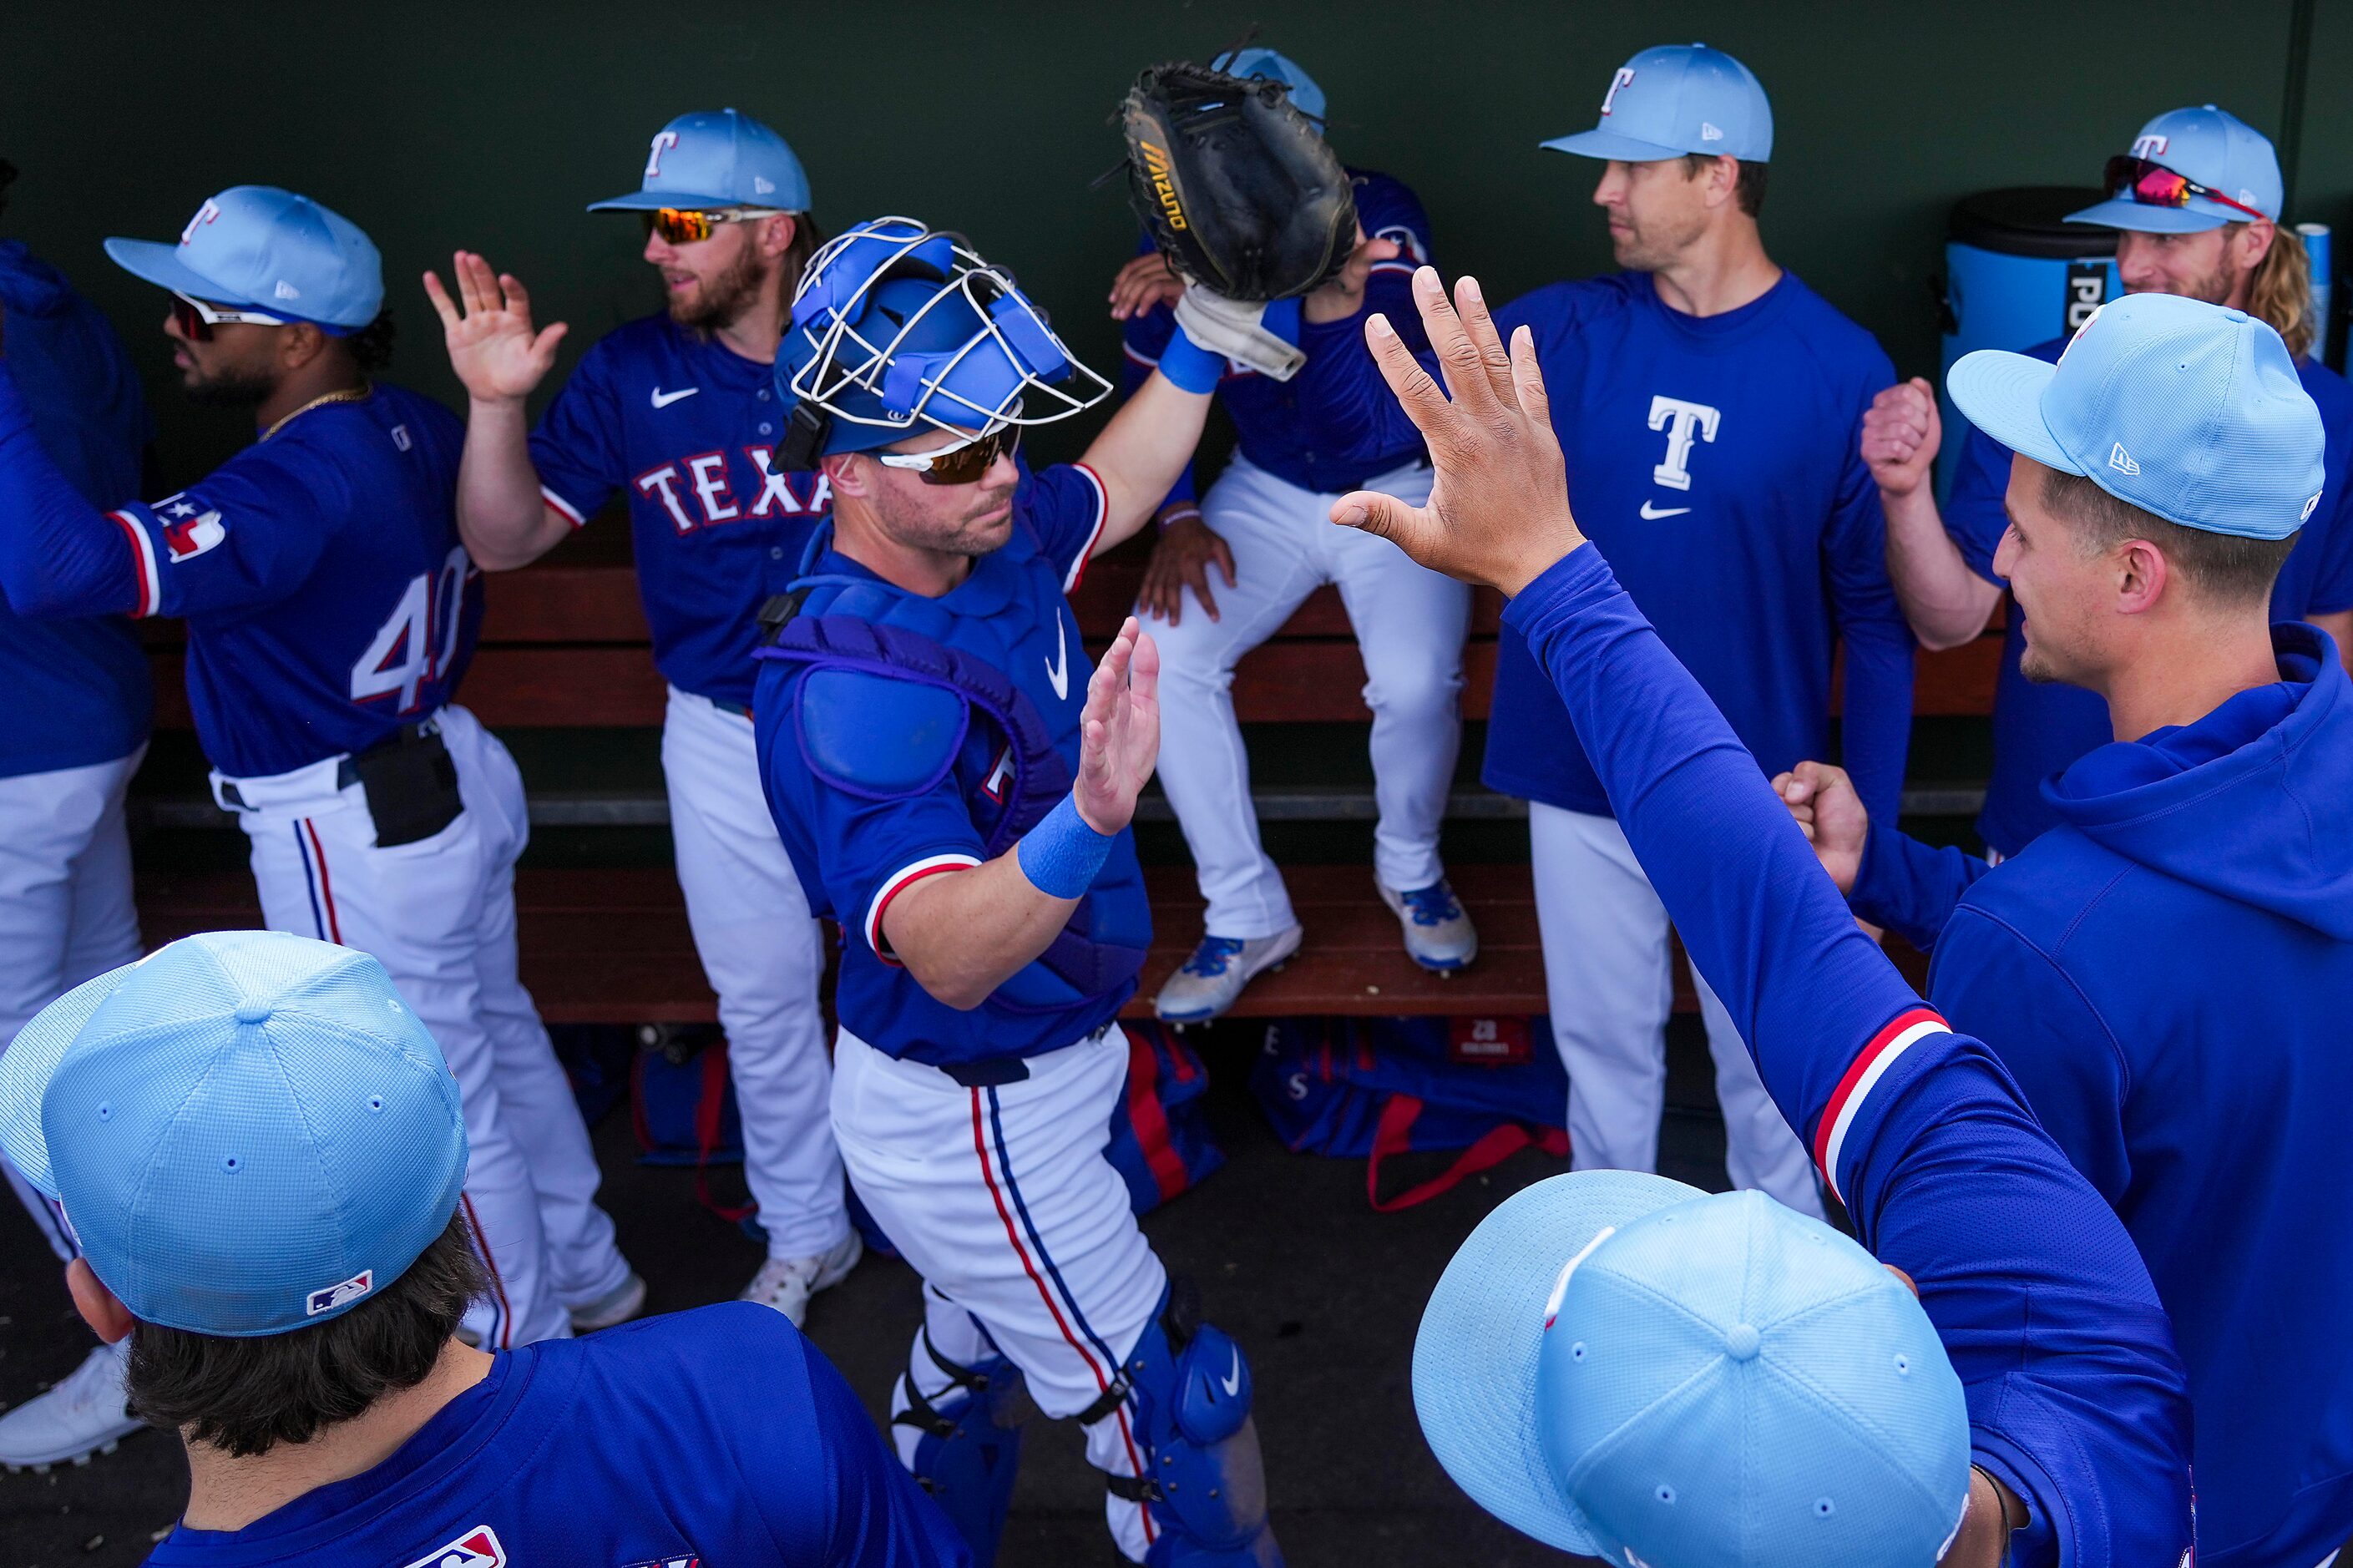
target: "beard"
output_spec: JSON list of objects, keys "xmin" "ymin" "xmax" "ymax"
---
[
  {"xmin": 2134, "ymin": 260, "xmax": 2234, "ymax": 307},
  {"xmin": 183, "ymin": 365, "xmax": 276, "ymax": 408},
  {"xmin": 1609, "ymin": 209, "xmax": 1710, "ymax": 274},
  {"xmin": 669, "ymin": 242, "xmax": 767, "ymax": 332},
  {"xmin": 869, "ymin": 471, "xmax": 1019, "ymax": 558}
]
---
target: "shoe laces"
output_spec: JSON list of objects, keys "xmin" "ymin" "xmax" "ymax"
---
[
  {"xmin": 1181, "ymin": 936, "xmax": 1247, "ymax": 977},
  {"xmin": 1400, "ymin": 883, "xmax": 1462, "ymax": 926}
]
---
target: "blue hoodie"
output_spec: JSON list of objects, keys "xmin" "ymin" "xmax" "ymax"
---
[
  {"xmin": 1850, "ymin": 622, "xmax": 2353, "ymax": 1566},
  {"xmin": 0, "ymin": 239, "xmax": 152, "ymax": 776}
]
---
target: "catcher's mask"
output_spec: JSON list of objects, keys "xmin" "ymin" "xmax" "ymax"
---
[{"xmin": 775, "ymin": 216, "xmax": 1108, "ymax": 471}]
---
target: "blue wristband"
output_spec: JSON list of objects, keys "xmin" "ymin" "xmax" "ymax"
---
[
  {"xmin": 1015, "ymin": 793, "xmax": 1116, "ymax": 898},
  {"xmin": 1155, "ymin": 322, "xmax": 1225, "ymax": 394}
]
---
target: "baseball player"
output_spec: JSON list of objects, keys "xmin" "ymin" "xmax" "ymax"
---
[
  {"xmin": 0, "ymin": 159, "xmax": 156, "ymax": 1471},
  {"xmin": 427, "ymin": 109, "xmax": 856, "ymax": 1323},
  {"xmin": 1786, "ymin": 293, "xmax": 2353, "ymax": 1565},
  {"xmin": 1348, "ymin": 266, "xmax": 2193, "ymax": 1566},
  {"xmin": 0, "ymin": 931, "xmax": 968, "ymax": 1566},
  {"xmin": 1288, "ymin": 44, "xmax": 1914, "ymax": 1218},
  {"xmin": 1107, "ymin": 48, "xmax": 1475, "ymax": 1022},
  {"xmin": 1865, "ymin": 104, "xmax": 2353, "ymax": 858},
  {"xmin": 0, "ymin": 185, "xmax": 633, "ymax": 1352},
  {"xmin": 752, "ymin": 217, "xmax": 1277, "ymax": 1567}
]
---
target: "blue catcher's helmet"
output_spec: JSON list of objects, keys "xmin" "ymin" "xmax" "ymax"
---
[{"xmin": 774, "ymin": 216, "xmax": 1110, "ymax": 471}]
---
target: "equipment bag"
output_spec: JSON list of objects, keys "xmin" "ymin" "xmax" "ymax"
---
[
  {"xmin": 1106, "ymin": 1021, "xmax": 1225, "ymax": 1217},
  {"xmin": 1249, "ymin": 1015, "xmax": 1568, "ymax": 1211},
  {"xmin": 630, "ymin": 1025, "xmax": 752, "ymax": 1224}
]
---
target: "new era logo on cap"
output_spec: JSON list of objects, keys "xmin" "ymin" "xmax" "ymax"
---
[{"xmin": 2109, "ymin": 443, "xmax": 2141, "ymax": 476}]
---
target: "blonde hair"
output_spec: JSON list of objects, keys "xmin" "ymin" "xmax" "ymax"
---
[{"xmin": 2242, "ymin": 223, "xmax": 2315, "ymax": 359}]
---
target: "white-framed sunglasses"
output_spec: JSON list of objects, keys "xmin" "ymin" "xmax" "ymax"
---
[
  {"xmin": 873, "ymin": 423, "xmax": 1023, "ymax": 485},
  {"xmin": 171, "ymin": 291, "xmax": 286, "ymax": 340},
  {"xmin": 640, "ymin": 206, "xmax": 789, "ymax": 245}
]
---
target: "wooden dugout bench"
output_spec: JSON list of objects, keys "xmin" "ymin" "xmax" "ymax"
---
[{"xmin": 135, "ymin": 537, "xmax": 1987, "ymax": 1021}]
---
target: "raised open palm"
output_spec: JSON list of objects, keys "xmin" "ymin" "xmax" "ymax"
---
[
  {"xmin": 423, "ymin": 250, "xmax": 568, "ymax": 403},
  {"xmin": 1074, "ymin": 616, "xmax": 1161, "ymax": 835}
]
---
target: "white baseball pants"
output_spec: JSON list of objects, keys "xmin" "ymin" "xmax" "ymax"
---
[
  {"xmin": 833, "ymin": 1022, "xmax": 1169, "ymax": 1562},
  {"xmin": 0, "ymin": 746, "xmax": 145, "ymax": 1263},
  {"xmin": 660, "ymin": 685, "xmax": 848, "ymax": 1262},
  {"xmin": 1530, "ymin": 803, "xmax": 1826, "ymax": 1217},
  {"xmin": 1149, "ymin": 454, "xmax": 1468, "ymax": 938},
  {"xmin": 222, "ymin": 706, "xmax": 625, "ymax": 1346}
]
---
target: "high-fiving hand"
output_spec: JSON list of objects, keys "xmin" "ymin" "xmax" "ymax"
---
[
  {"xmin": 1328, "ymin": 267, "xmax": 1586, "ymax": 596},
  {"xmin": 1073, "ymin": 616, "xmax": 1161, "ymax": 836},
  {"xmin": 423, "ymin": 251, "xmax": 569, "ymax": 406}
]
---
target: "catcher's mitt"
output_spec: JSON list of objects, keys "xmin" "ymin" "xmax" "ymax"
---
[{"xmin": 1120, "ymin": 61, "xmax": 1356, "ymax": 303}]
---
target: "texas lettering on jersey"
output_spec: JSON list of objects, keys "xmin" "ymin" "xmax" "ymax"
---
[{"xmin": 631, "ymin": 444, "xmax": 829, "ymax": 534}]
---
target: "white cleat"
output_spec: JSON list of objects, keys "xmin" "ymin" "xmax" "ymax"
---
[
  {"xmin": 740, "ymin": 1231, "xmax": 863, "ymax": 1328},
  {"xmin": 0, "ymin": 1342, "xmax": 142, "ymax": 1474},
  {"xmin": 569, "ymin": 1271, "xmax": 649, "ymax": 1333},
  {"xmin": 1377, "ymin": 878, "xmax": 1479, "ymax": 973},
  {"xmin": 1152, "ymin": 927, "xmax": 1305, "ymax": 1027}
]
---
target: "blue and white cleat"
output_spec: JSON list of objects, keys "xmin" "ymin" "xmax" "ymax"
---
[
  {"xmin": 1152, "ymin": 926, "xmax": 1303, "ymax": 1027},
  {"xmin": 1378, "ymin": 877, "xmax": 1478, "ymax": 973}
]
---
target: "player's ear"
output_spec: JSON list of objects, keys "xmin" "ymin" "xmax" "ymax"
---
[
  {"xmin": 279, "ymin": 321, "xmax": 329, "ymax": 372},
  {"xmin": 66, "ymin": 1257, "xmax": 134, "ymax": 1344},
  {"xmin": 759, "ymin": 212, "xmax": 798, "ymax": 261},
  {"xmin": 820, "ymin": 450, "xmax": 866, "ymax": 498}
]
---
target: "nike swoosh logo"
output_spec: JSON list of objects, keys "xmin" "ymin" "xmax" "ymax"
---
[
  {"xmin": 1045, "ymin": 611, "xmax": 1070, "ymax": 701},
  {"xmin": 1638, "ymin": 500, "xmax": 1691, "ymax": 519},
  {"xmin": 650, "ymin": 387, "xmax": 700, "ymax": 409},
  {"xmin": 1220, "ymin": 1348, "xmax": 1242, "ymax": 1398}
]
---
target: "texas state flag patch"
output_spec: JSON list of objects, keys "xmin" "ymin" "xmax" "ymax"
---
[
  {"xmin": 155, "ymin": 493, "xmax": 225, "ymax": 562},
  {"xmin": 402, "ymin": 1525, "xmax": 506, "ymax": 1568}
]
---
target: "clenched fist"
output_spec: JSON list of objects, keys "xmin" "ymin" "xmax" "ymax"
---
[{"xmin": 1861, "ymin": 377, "xmax": 1941, "ymax": 499}]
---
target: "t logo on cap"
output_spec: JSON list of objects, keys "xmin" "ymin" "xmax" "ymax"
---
[
  {"xmin": 1600, "ymin": 68, "xmax": 1635, "ymax": 117},
  {"xmin": 180, "ymin": 200, "xmax": 221, "ymax": 247}
]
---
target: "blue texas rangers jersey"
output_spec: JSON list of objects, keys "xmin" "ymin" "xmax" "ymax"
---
[
  {"xmin": 1119, "ymin": 168, "xmax": 1434, "ymax": 502},
  {"xmin": 0, "ymin": 240, "xmax": 154, "ymax": 778},
  {"xmin": 1289, "ymin": 271, "xmax": 1915, "ymax": 827},
  {"xmin": 1945, "ymin": 335, "xmax": 2353, "ymax": 856},
  {"xmin": 756, "ymin": 461, "xmax": 1154, "ymax": 1067},
  {"xmin": 142, "ymin": 1304, "xmax": 969, "ymax": 1568},
  {"xmin": 0, "ymin": 372, "xmax": 479, "ymax": 781},
  {"xmin": 531, "ymin": 315, "xmax": 829, "ymax": 708},
  {"xmin": 1509, "ymin": 544, "xmax": 2194, "ymax": 1568}
]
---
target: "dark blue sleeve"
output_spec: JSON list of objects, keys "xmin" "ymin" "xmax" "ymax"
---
[
  {"xmin": 528, "ymin": 339, "xmax": 626, "ymax": 527},
  {"xmin": 0, "ymin": 361, "xmax": 139, "ymax": 618},
  {"xmin": 1946, "ymin": 417, "xmax": 2015, "ymax": 584},
  {"xmin": 1823, "ymin": 360, "xmax": 1915, "ymax": 828},
  {"xmin": 1847, "ymin": 817, "xmax": 1996, "ymax": 952},
  {"xmin": 802, "ymin": 1328, "xmax": 974, "ymax": 1565},
  {"xmin": 1505, "ymin": 544, "xmax": 2193, "ymax": 1565},
  {"xmin": 2301, "ymin": 453, "xmax": 2353, "ymax": 616}
]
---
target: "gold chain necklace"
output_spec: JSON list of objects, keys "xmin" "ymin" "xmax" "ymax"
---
[{"xmin": 261, "ymin": 382, "xmax": 372, "ymax": 443}]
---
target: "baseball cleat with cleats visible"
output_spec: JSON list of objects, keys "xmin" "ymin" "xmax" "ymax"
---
[
  {"xmin": 1378, "ymin": 877, "xmax": 1478, "ymax": 973},
  {"xmin": 0, "ymin": 1342, "xmax": 142, "ymax": 1474},
  {"xmin": 1152, "ymin": 926, "xmax": 1303, "ymax": 1026}
]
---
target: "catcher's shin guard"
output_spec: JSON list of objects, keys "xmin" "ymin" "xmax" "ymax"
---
[
  {"xmin": 892, "ymin": 1332, "xmax": 1026, "ymax": 1568},
  {"xmin": 1100, "ymin": 1282, "xmax": 1281, "ymax": 1567}
]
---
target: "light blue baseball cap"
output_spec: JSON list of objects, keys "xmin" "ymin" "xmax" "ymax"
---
[
  {"xmin": 1213, "ymin": 47, "xmax": 1326, "ymax": 123},
  {"xmin": 589, "ymin": 107, "xmax": 812, "ymax": 214},
  {"xmin": 0, "ymin": 932, "xmax": 468, "ymax": 1338},
  {"xmin": 1950, "ymin": 291, "xmax": 2325, "ymax": 540},
  {"xmin": 1414, "ymin": 1172, "xmax": 1970, "ymax": 1566},
  {"xmin": 2068, "ymin": 105, "xmax": 2282, "ymax": 235},
  {"xmin": 104, "ymin": 186, "xmax": 382, "ymax": 333},
  {"xmin": 1543, "ymin": 43, "xmax": 1773, "ymax": 164}
]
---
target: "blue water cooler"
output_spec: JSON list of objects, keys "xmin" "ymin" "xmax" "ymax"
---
[{"xmin": 1936, "ymin": 188, "xmax": 2121, "ymax": 499}]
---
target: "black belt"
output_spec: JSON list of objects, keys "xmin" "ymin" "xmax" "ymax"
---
[{"xmin": 938, "ymin": 1058, "xmax": 1032, "ymax": 1088}]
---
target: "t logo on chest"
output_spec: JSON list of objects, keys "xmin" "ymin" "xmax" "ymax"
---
[{"xmin": 1646, "ymin": 396, "xmax": 1722, "ymax": 493}]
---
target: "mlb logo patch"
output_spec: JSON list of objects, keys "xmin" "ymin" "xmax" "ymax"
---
[
  {"xmin": 155, "ymin": 494, "xmax": 225, "ymax": 562},
  {"xmin": 402, "ymin": 1525, "xmax": 506, "ymax": 1568},
  {"xmin": 306, "ymin": 1269, "xmax": 373, "ymax": 1316}
]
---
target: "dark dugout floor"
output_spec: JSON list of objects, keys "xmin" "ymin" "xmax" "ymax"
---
[{"xmin": 0, "ymin": 1019, "xmax": 1738, "ymax": 1568}]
